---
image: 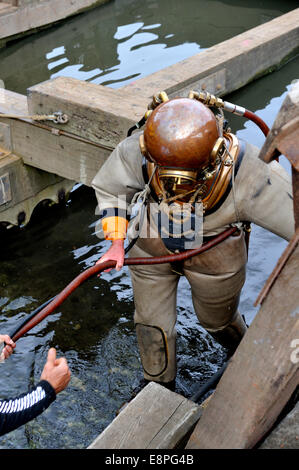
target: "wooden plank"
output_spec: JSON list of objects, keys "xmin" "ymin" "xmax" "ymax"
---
[
  {"xmin": 88, "ymin": 382, "xmax": 202, "ymax": 449},
  {"xmin": 0, "ymin": 89, "xmax": 76, "ymax": 226},
  {"xmin": 5, "ymin": 118, "xmax": 111, "ymax": 185},
  {"xmin": 0, "ymin": 89, "xmax": 111, "ymax": 185},
  {"xmin": 0, "ymin": 0, "xmax": 110, "ymax": 41},
  {"xmin": 185, "ymin": 240, "xmax": 299, "ymax": 449},
  {"xmin": 122, "ymin": 8, "xmax": 299, "ymax": 99},
  {"xmin": 0, "ymin": 122, "xmax": 12, "ymax": 151},
  {"xmin": 28, "ymin": 77, "xmax": 148, "ymax": 149},
  {"xmin": 0, "ymin": 3, "xmax": 17, "ymax": 15},
  {"xmin": 0, "ymin": 3, "xmax": 16, "ymax": 13}
]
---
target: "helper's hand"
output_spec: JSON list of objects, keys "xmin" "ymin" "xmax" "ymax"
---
[
  {"xmin": 0, "ymin": 335, "xmax": 16, "ymax": 361},
  {"xmin": 40, "ymin": 348, "xmax": 71, "ymax": 394},
  {"xmin": 96, "ymin": 239, "xmax": 125, "ymax": 272}
]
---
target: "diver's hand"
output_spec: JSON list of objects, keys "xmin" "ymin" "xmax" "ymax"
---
[{"xmin": 96, "ymin": 239, "xmax": 125, "ymax": 272}]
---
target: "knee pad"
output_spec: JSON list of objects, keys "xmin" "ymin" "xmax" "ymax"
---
[{"xmin": 135, "ymin": 323, "xmax": 169, "ymax": 377}]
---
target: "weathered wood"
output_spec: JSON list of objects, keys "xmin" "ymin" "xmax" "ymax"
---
[
  {"xmin": 0, "ymin": 90, "xmax": 75, "ymax": 225},
  {"xmin": 88, "ymin": 382, "xmax": 202, "ymax": 449},
  {"xmin": 0, "ymin": 152, "xmax": 74, "ymax": 226},
  {"xmin": 0, "ymin": 3, "xmax": 16, "ymax": 15},
  {"xmin": 259, "ymin": 81, "xmax": 299, "ymax": 231},
  {"xmin": 28, "ymin": 77, "xmax": 149, "ymax": 149},
  {"xmin": 259, "ymin": 81, "xmax": 299, "ymax": 166},
  {"xmin": 185, "ymin": 239, "xmax": 299, "ymax": 449},
  {"xmin": 0, "ymin": 0, "xmax": 111, "ymax": 44},
  {"xmin": 0, "ymin": 88, "xmax": 111, "ymax": 185},
  {"xmin": 122, "ymin": 8, "xmax": 299, "ymax": 99},
  {"xmin": 0, "ymin": 89, "xmax": 28, "ymax": 115},
  {"xmin": 26, "ymin": 9, "xmax": 299, "ymax": 155},
  {"xmin": 8, "ymin": 118, "xmax": 111, "ymax": 186}
]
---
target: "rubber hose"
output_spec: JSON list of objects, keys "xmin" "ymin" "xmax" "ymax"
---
[
  {"xmin": 191, "ymin": 361, "xmax": 229, "ymax": 403},
  {"xmin": 243, "ymin": 109, "xmax": 269, "ymax": 137}
]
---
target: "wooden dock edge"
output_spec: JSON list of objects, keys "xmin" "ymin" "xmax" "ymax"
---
[
  {"xmin": 0, "ymin": 0, "xmax": 111, "ymax": 47},
  {"xmin": 88, "ymin": 382, "xmax": 202, "ymax": 450}
]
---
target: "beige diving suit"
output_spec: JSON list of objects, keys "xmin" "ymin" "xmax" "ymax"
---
[{"xmin": 92, "ymin": 97, "xmax": 294, "ymax": 384}]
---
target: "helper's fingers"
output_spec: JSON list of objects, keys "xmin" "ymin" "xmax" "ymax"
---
[{"xmin": 47, "ymin": 347, "xmax": 57, "ymax": 365}]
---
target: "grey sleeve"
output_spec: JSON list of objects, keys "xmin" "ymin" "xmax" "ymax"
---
[
  {"xmin": 236, "ymin": 143, "xmax": 295, "ymax": 241},
  {"xmin": 91, "ymin": 133, "xmax": 145, "ymax": 216}
]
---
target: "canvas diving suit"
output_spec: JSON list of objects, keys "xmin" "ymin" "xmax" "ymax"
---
[{"xmin": 92, "ymin": 131, "xmax": 294, "ymax": 383}]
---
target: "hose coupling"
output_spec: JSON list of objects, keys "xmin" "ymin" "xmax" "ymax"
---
[{"xmin": 189, "ymin": 90, "xmax": 224, "ymax": 108}]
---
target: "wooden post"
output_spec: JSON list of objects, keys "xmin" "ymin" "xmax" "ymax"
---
[{"xmin": 185, "ymin": 236, "xmax": 299, "ymax": 449}]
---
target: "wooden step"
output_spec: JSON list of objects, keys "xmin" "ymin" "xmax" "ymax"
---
[{"xmin": 88, "ymin": 382, "xmax": 202, "ymax": 449}]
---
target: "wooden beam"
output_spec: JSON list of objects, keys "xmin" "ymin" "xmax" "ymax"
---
[
  {"xmin": 26, "ymin": 9, "xmax": 299, "ymax": 156},
  {"xmin": 8, "ymin": 118, "xmax": 111, "ymax": 186},
  {"xmin": 88, "ymin": 382, "xmax": 202, "ymax": 449},
  {"xmin": 0, "ymin": 88, "xmax": 112, "ymax": 185},
  {"xmin": 0, "ymin": 0, "xmax": 111, "ymax": 44},
  {"xmin": 185, "ymin": 238, "xmax": 299, "ymax": 449},
  {"xmin": 27, "ymin": 77, "xmax": 148, "ymax": 149}
]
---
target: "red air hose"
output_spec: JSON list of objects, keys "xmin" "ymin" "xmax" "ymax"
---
[
  {"xmin": 243, "ymin": 109, "xmax": 269, "ymax": 137},
  {"xmin": 11, "ymin": 226, "xmax": 238, "ymax": 343}
]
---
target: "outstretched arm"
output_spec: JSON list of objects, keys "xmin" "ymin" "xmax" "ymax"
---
[{"xmin": 0, "ymin": 348, "xmax": 71, "ymax": 436}]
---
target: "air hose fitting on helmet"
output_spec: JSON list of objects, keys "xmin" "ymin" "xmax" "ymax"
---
[
  {"xmin": 188, "ymin": 90, "xmax": 270, "ymax": 137},
  {"xmin": 129, "ymin": 89, "xmax": 270, "ymax": 139}
]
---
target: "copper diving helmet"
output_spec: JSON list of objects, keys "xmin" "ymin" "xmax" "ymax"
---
[{"xmin": 139, "ymin": 97, "xmax": 224, "ymax": 199}]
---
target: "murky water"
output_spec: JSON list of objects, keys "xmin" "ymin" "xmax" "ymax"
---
[{"xmin": 0, "ymin": 0, "xmax": 298, "ymax": 449}]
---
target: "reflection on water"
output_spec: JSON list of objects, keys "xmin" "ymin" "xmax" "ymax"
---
[{"xmin": 0, "ymin": 0, "xmax": 298, "ymax": 449}]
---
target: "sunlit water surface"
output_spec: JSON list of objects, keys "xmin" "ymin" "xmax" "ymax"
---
[{"xmin": 0, "ymin": 0, "xmax": 298, "ymax": 449}]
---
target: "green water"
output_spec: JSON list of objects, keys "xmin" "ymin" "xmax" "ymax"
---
[{"xmin": 0, "ymin": 0, "xmax": 298, "ymax": 449}]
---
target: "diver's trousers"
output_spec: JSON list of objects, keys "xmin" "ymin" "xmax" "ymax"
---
[{"xmin": 129, "ymin": 230, "xmax": 248, "ymax": 383}]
